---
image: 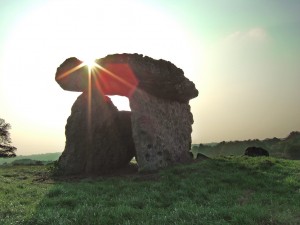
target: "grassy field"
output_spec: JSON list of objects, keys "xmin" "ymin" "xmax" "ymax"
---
[
  {"xmin": 0, "ymin": 156, "xmax": 299, "ymax": 225},
  {"xmin": 0, "ymin": 152, "xmax": 61, "ymax": 165}
]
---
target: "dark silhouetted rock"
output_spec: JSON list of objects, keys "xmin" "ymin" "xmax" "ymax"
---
[
  {"xmin": 58, "ymin": 92, "xmax": 135, "ymax": 175},
  {"xmin": 244, "ymin": 147, "xmax": 269, "ymax": 157},
  {"xmin": 56, "ymin": 54, "xmax": 198, "ymax": 102},
  {"xmin": 99, "ymin": 54, "xmax": 198, "ymax": 102},
  {"xmin": 56, "ymin": 53, "xmax": 198, "ymax": 174},
  {"xmin": 55, "ymin": 57, "xmax": 89, "ymax": 92},
  {"xmin": 117, "ymin": 111, "xmax": 136, "ymax": 157}
]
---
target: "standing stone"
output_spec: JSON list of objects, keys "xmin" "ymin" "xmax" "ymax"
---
[
  {"xmin": 130, "ymin": 91, "xmax": 193, "ymax": 172},
  {"xmin": 58, "ymin": 91, "xmax": 135, "ymax": 175}
]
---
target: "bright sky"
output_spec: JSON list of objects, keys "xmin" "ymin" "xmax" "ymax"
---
[{"xmin": 0, "ymin": 0, "xmax": 299, "ymax": 155}]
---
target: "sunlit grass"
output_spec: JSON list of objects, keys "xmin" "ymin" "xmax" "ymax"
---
[{"xmin": 0, "ymin": 157, "xmax": 299, "ymax": 225}]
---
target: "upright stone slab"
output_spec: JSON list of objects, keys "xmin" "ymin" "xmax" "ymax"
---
[
  {"xmin": 130, "ymin": 91, "xmax": 193, "ymax": 172},
  {"xmin": 58, "ymin": 91, "xmax": 135, "ymax": 175}
]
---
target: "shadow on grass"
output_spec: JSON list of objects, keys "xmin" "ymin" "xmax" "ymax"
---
[{"xmin": 18, "ymin": 157, "xmax": 300, "ymax": 225}]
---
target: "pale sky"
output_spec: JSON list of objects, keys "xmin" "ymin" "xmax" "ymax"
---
[{"xmin": 0, "ymin": 0, "xmax": 299, "ymax": 155}]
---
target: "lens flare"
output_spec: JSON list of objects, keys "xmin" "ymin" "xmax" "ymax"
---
[
  {"xmin": 83, "ymin": 58, "xmax": 97, "ymax": 70},
  {"xmin": 56, "ymin": 57, "xmax": 139, "ymax": 141}
]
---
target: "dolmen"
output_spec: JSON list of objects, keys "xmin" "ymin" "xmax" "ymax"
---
[{"xmin": 55, "ymin": 54, "xmax": 198, "ymax": 175}]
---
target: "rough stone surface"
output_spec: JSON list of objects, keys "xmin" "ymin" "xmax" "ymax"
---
[
  {"xmin": 130, "ymin": 91, "xmax": 193, "ymax": 172},
  {"xmin": 55, "ymin": 57, "xmax": 89, "ymax": 92},
  {"xmin": 100, "ymin": 54, "xmax": 198, "ymax": 102},
  {"xmin": 56, "ymin": 54, "xmax": 198, "ymax": 102},
  {"xmin": 58, "ymin": 92, "xmax": 135, "ymax": 175},
  {"xmin": 244, "ymin": 147, "xmax": 269, "ymax": 157}
]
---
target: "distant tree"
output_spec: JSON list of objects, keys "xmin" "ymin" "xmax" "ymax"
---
[{"xmin": 0, "ymin": 118, "xmax": 17, "ymax": 157}]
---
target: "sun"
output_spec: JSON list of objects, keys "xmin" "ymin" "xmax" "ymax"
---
[{"xmin": 83, "ymin": 57, "xmax": 97, "ymax": 70}]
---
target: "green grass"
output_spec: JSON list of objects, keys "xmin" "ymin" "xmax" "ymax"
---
[
  {"xmin": 0, "ymin": 157, "xmax": 299, "ymax": 225},
  {"xmin": 0, "ymin": 152, "xmax": 61, "ymax": 165}
]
